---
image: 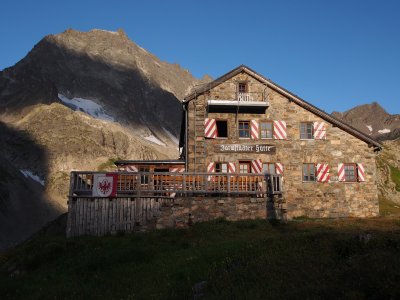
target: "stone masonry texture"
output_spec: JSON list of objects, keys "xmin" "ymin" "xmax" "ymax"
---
[{"xmin": 186, "ymin": 71, "xmax": 379, "ymax": 219}]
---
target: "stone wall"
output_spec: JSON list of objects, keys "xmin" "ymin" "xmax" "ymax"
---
[
  {"xmin": 156, "ymin": 197, "xmax": 266, "ymax": 229},
  {"xmin": 187, "ymin": 71, "xmax": 379, "ymax": 219}
]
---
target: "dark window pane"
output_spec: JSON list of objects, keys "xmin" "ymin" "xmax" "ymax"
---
[{"xmin": 216, "ymin": 120, "xmax": 228, "ymax": 138}]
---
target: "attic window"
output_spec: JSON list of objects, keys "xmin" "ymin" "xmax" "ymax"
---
[{"xmin": 238, "ymin": 83, "xmax": 248, "ymax": 93}]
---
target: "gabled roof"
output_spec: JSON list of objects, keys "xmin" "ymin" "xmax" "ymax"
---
[{"xmin": 184, "ymin": 65, "xmax": 382, "ymax": 150}]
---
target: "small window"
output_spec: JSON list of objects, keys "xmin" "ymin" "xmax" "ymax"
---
[
  {"xmin": 139, "ymin": 167, "xmax": 150, "ymax": 184},
  {"xmin": 300, "ymin": 122, "xmax": 314, "ymax": 139},
  {"xmin": 262, "ymin": 163, "xmax": 276, "ymax": 174},
  {"xmin": 344, "ymin": 164, "xmax": 357, "ymax": 182},
  {"xmin": 238, "ymin": 82, "xmax": 247, "ymax": 93},
  {"xmin": 303, "ymin": 164, "xmax": 315, "ymax": 182},
  {"xmin": 260, "ymin": 121, "xmax": 273, "ymax": 139},
  {"xmin": 239, "ymin": 121, "xmax": 250, "ymax": 138},
  {"xmin": 215, "ymin": 162, "xmax": 228, "ymax": 173},
  {"xmin": 239, "ymin": 161, "xmax": 251, "ymax": 173},
  {"xmin": 216, "ymin": 120, "xmax": 228, "ymax": 138}
]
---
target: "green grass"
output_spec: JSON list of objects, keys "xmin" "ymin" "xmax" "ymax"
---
[
  {"xmin": 379, "ymin": 197, "xmax": 400, "ymax": 216},
  {"xmin": 1, "ymin": 218, "xmax": 400, "ymax": 299},
  {"xmin": 389, "ymin": 164, "xmax": 400, "ymax": 191}
]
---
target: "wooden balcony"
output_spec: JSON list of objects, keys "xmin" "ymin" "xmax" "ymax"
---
[
  {"xmin": 69, "ymin": 171, "xmax": 283, "ymax": 198},
  {"xmin": 207, "ymin": 92, "xmax": 269, "ymax": 113}
]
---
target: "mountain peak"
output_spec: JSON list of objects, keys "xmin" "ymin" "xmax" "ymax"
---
[{"xmin": 332, "ymin": 102, "xmax": 399, "ymax": 140}]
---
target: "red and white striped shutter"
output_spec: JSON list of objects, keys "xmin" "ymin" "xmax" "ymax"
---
[
  {"xmin": 169, "ymin": 166, "xmax": 184, "ymax": 197},
  {"xmin": 357, "ymin": 163, "xmax": 365, "ymax": 182},
  {"xmin": 251, "ymin": 159, "xmax": 263, "ymax": 174},
  {"xmin": 126, "ymin": 165, "xmax": 138, "ymax": 172},
  {"xmin": 314, "ymin": 122, "xmax": 326, "ymax": 140},
  {"xmin": 275, "ymin": 163, "xmax": 284, "ymax": 175},
  {"xmin": 316, "ymin": 163, "xmax": 330, "ymax": 182},
  {"xmin": 169, "ymin": 166, "xmax": 185, "ymax": 173},
  {"xmin": 273, "ymin": 120, "xmax": 287, "ymax": 139},
  {"xmin": 207, "ymin": 162, "xmax": 215, "ymax": 181},
  {"xmin": 250, "ymin": 120, "xmax": 259, "ymax": 139},
  {"xmin": 338, "ymin": 163, "xmax": 346, "ymax": 182},
  {"xmin": 228, "ymin": 162, "xmax": 236, "ymax": 173},
  {"xmin": 204, "ymin": 118, "xmax": 217, "ymax": 138}
]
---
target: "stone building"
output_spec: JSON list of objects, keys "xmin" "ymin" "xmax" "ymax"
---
[
  {"xmin": 179, "ymin": 65, "xmax": 381, "ymax": 218},
  {"xmin": 69, "ymin": 65, "xmax": 383, "ymax": 236}
]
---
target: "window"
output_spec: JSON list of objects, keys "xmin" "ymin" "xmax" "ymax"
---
[
  {"xmin": 238, "ymin": 82, "xmax": 247, "ymax": 93},
  {"xmin": 216, "ymin": 120, "xmax": 228, "ymax": 138},
  {"xmin": 300, "ymin": 122, "xmax": 314, "ymax": 139},
  {"xmin": 344, "ymin": 164, "xmax": 357, "ymax": 182},
  {"xmin": 239, "ymin": 121, "xmax": 250, "ymax": 138},
  {"xmin": 139, "ymin": 167, "xmax": 150, "ymax": 184},
  {"xmin": 260, "ymin": 121, "xmax": 273, "ymax": 139},
  {"xmin": 239, "ymin": 161, "xmax": 251, "ymax": 173},
  {"xmin": 262, "ymin": 163, "xmax": 276, "ymax": 174},
  {"xmin": 215, "ymin": 162, "xmax": 228, "ymax": 173},
  {"xmin": 303, "ymin": 164, "xmax": 315, "ymax": 182}
]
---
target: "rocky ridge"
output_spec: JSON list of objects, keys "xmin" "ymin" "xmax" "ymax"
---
[
  {"xmin": 0, "ymin": 29, "xmax": 208, "ymax": 251},
  {"xmin": 332, "ymin": 102, "xmax": 400, "ymax": 141}
]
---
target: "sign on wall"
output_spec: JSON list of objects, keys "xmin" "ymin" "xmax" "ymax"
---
[
  {"xmin": 215, "ymin": 144, "xmax": 276, "ymax": 153},
  {"xmin": 92, "ymin": 173, "xmax": 118, "ymax": 197}
]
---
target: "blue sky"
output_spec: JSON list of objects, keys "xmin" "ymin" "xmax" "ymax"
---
[{"xmin": 1, "ymin": 0, "xmax": 399, "ymax": 113}]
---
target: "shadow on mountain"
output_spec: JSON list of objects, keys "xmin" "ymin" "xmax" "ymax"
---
[
  {"xmin": 0, "ymin": 35, "xmax": 183, "ymax": 136},
  {"xmin": 0, "ymin": 122, "xmax": 62, "ymax": 252}
]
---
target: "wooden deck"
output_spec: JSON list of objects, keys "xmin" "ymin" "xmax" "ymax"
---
[{"xmin": 69, "ymin": 171, "xmax": 283, "ymax": 198}]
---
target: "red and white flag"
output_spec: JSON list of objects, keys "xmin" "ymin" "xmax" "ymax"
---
[{"xmin": 93, "ymin": 173, "xmax": 117, "ymax": 197}]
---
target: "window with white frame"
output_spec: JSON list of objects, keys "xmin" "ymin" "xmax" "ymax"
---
[
  {"xmin": 300, "ymin": 122, "xmax": 314, "ymax": 139},
  {"xmin": 260, "ymin": 121, "xmax": 273, "ymax": 139}
]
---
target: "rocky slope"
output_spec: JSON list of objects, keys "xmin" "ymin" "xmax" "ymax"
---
[
  {"xmin": 0, "ymin": 29, "xmax": 206, "ymax": 251},
  {"xmin": 332, "ymin": 102, "xmax": 400, "ymax": 141},
  {"xmin": 377, "ymin": 139, "xmax": 400, "ymax": 205}
]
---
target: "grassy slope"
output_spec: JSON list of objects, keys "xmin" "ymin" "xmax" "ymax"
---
[
  {"xmin": 1, "ymin": 218, "xmax": 400, "ymax": 299},
  {"xmin": 389, "ymin": 164, "xmax": 400, "ymax": 191}
]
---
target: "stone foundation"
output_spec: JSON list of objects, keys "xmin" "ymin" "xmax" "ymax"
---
[{"xmin": 156, "ymin": 197, "xmax": 267, "ymax": 229}]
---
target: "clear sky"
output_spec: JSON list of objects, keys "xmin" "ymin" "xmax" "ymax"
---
[{"xmin": 1, "ymin": 0, "xmax": 399, "ymax": 114}]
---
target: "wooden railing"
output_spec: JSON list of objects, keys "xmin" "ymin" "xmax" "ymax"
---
[
  {"xmin": 69, "ymin": 172, "xmax": 283, "ymax": 198},
  {"xmin": 208, "ymin": 91, "xmax": 268, "ymax": 103}
]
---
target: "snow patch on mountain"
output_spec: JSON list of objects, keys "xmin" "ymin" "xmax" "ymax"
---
[
  {"xmin": 144, "ymin": 135, "xmax": 166, "ymax": 146},
  {"xmin": 92, "ymin": 29, "xmax": 118, "ymax": 35},
  {"xmin": 366, "ymin": 125, "xmax": 373, "ymax": 132},
  {"xmin": 58, "ymin": 94, "xmax": 114, "ymax": 122},
  {"xmin": 20, "ymin": 169, "xmax": 45, "ymax": 186},
  {"xmin": 163, "ymin": 127, "xmax": 179, "ymax": 145},
  {"xmin": 378, "ymin": 128, "xmax": 391, "ymax": 134}
]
